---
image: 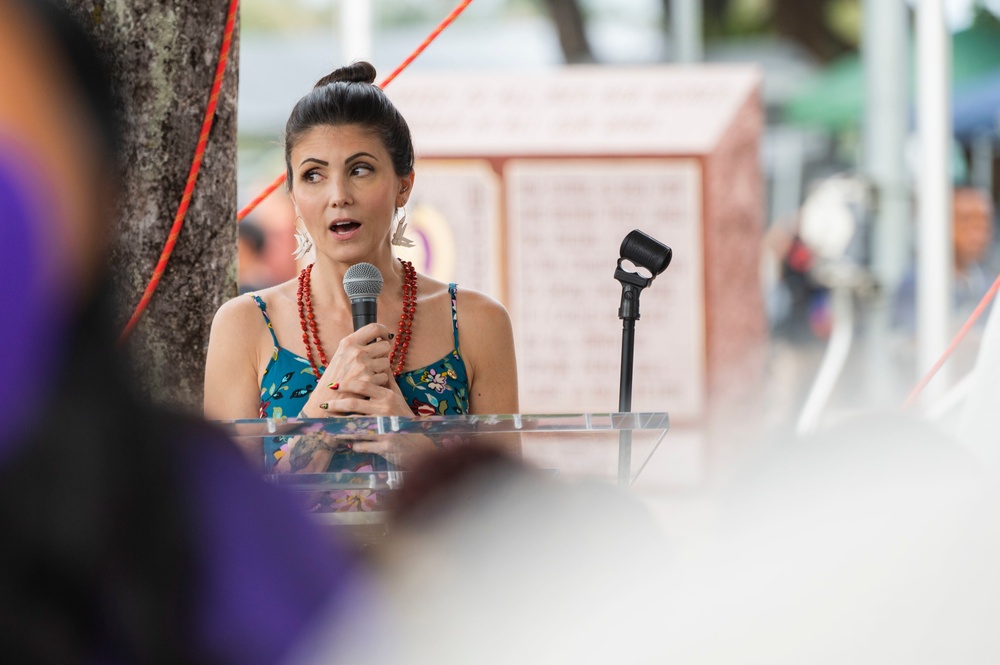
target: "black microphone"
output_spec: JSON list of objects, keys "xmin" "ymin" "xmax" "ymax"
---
[
  {"xmin": 619, "ymin": 229, "xmax": 672, "ymax": 277},
  {"xmin": 343, "ymin": 262, "xmax": 384, "ymax": 331}
]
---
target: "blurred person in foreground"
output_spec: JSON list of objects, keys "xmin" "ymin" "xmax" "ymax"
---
[
  {"xmin": 658, "ymin": 413, "xmax": 1000, "ymax": 665},
  {"xmin": 204, "ymin": 62, "xmax": 519, "ymax": 499},
  {"xmin": 373, "ymin": 442, "xmax": 673, "ymax": 665},
  {"xmin": 0, "ymin": 2, "xmax": 383, "ymax": 662}
]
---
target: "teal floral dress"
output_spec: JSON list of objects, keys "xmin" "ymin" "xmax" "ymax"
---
[{"xmin": 251, "ymin": 284, "xmax": 470, "ymax": 512}]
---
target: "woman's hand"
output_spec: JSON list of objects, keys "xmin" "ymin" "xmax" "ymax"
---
[
  {"xmin": 299, "ymin": 322, "xmax": 393, "ymax": 418},
  {"xmin": 322, "ymin": 377, "xmax": 412, "ymax": 417},
  {"xmin": 331, "ymin": 380, "xmax": 438, "ymax": 465}
]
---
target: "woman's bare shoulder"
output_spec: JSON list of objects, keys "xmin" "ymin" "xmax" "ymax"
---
[
  {"xmin": 413, "ymin": 277, "xmax": 512, "ymax": 344},
  {"xmin": 451, "ymin": 286, "xmax": 514, "ymax": 364},
  {"xmin": 452, "ymin": 285, "xmax": 519, "ymax": 413},
  {"xmin": 414, "ymin": 272, "xmax": 449, "ymax": 298},
  {"xmin": 211, "ymin": 281, "xmax": 294, "ymax": 335},
  {"xmin": 453, "ymin": 285, "xmax": 511, "ymax": 323}
]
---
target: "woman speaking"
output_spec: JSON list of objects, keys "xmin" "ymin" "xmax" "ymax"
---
[{"xmin": 204, "ymin": 62, "xmax": 519, "ymax": 490}]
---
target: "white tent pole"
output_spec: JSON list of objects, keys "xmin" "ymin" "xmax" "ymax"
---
[
  {"xmin": 340, "ymin": 0, "xmax": 373, "ymax": 64},
  {"xmin": 863, "ymin": 0, "xmax": 910, "ymax": 295},
  {"xmin": 671, "ymin": 0, "xmax": 703, "ymax": 63},
  {"xmin": 916, "ymin": 0, "xmax": 953, "ymax": 404}
]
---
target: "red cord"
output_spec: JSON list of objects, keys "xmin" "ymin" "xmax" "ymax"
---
[
  {"xmin": 902, "ymin": 270, "xmax": 1000, "ymax": 409},
  {"xmin": 237, "ymin": 173, "xmax": 286, "ymax": 222},
  {"xmin": 378, "ymin": 0, "xmax": 474, "ymax": 89},
  {"xmin": 236, "ymin": 0, "xmax": 475, "ymax": 224},
  {"xmin": 119, "ymin": 0, "xmax": 240, "ymax": 344}
]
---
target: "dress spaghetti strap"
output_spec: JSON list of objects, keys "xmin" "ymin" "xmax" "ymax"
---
[
  {"xmin": 249, "ymin": 293, "xmax": 280, "ymax": 351},
  {"xmin": 448, "ymin": 283, "xmax": 460, "ymax": 351}
]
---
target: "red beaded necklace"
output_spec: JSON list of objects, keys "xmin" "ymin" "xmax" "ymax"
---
[{"xmin": 296, "ymin": 258, "xmax": 417, "ymax": 380}]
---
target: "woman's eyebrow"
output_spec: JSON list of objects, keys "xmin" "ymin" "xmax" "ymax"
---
[
  {"xmin": 298, "ymin": 157, "xmax": 329, "ymax": 167},
  {"xmin": 345, "ymin": 152, "xmax": 378, "ymax": 163}
]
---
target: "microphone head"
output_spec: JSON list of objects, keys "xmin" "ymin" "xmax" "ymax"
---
[
  {"xmin": 343, "ymin": 262, "xmax": 384, "ymax": 300},
  {"xmin": 620, "ymin": 229, "xmax": 672, "ymax": 276}
]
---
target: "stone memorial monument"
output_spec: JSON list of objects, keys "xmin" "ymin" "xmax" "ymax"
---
[{"xmin": 387, "ymin": 65, "xmax": 766, "ymax": 426}]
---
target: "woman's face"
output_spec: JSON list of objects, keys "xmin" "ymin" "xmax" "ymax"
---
[{"xmin": 289, "ymin": 123, "xmax": 413, "ymax": 265}]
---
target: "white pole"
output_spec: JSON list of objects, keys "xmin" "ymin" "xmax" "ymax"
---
[
  {"xmin": 796, "ymin": 287, "xmax": 855, "ymax": 436},
  {"xmin": 861, "ymin": 0, "xmax": 910, "ymax": 410},
  {"xmin": 770, "ymin": 128, "xmax": 804, "ymax": 224},
  {"xmin": 916, "ymin": 0, "xmax": 953, "ymax": 403},
  {"xmin": 340, "ymin": 0, "xmax": 373, "ymax": 64},
  {"xmin": 672, "ymin": 0, "xmax": 703, "ymax": 63},
  {"xmin": 863, "ymin": 0, "xmax": 910, "ymax": 295}
]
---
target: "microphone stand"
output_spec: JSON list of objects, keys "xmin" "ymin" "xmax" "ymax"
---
[{"xmin": 615, "ymin": 262, "xmax": 653, "ymax": 488}]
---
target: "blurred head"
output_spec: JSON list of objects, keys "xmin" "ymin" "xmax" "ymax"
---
[
  {"xmin": 953, "ymin": 187, "xmax": 994, "ymax": 272},
  {"xmin": 0, "ymin": 0, "xmax": 120, "ymax": 300},
  {"xmin": 379, "ymin": 442, "xmax": 672, "ymax": 665},
  {"xmin": 283, "ymin": 61, "xmax": 414, "ymax": 187},
  {"xmin": 0, "ymin": 0, "xmax": 121, "ymax": 457}
]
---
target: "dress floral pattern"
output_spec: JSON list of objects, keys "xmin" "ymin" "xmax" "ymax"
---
[{"xmin": 249, "ymin": 285, "xmax": 470, "ymax": 512}]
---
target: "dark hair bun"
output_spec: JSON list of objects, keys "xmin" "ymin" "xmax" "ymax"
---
[{"xmin": 314, "ymin": 61, "xmax": 377, "ymax": 89}]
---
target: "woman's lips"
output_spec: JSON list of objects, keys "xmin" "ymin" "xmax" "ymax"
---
[{"xmin": 329, "ymin": 220, "xmax": 361, "ymax": 238}]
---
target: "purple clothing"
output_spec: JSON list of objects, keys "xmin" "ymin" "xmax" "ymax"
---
[
  {"xmin": 0, "ymin": 288, "xmax": 365, "ymax": 663},
  {"xmin": 0, "ymin": 144, "xmax": 70, "ymax": 465},
  {"xmin": 183, "ymin": 425, "xmax": 363, "ymax": 665}
]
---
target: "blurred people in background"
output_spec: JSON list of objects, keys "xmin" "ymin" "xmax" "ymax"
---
[
  {"xmin": 246, "ymin": 187, "xmax": 301, "ymax": 283},
  {"xmin": 764, "ymin": 174, "xmax": 875, "ymax": 343},
  {"xmin": 238, "ymin": 216, "xmax": 279, "ymax": 293},
  {"xmin": 764, "ymin": 217, "xmax": 833, "ymax": 342},
  {"xmin": 952, "ymin": 187, "xmax": 996, "ymax": 310},
  {"xmin": 0, "ymin": 1, "xmax": 378, "ymax": 662},
  {"xmin": 891, "ymin": 186, "xmax": 997, "ymax": 333}
]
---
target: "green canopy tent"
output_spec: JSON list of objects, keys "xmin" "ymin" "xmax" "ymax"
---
[{"xmin": 782, "ymin": 13, "xmax": 1000, "ymax": 133}]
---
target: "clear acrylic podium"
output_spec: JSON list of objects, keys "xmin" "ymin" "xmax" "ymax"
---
[{"xmin": 215, "ymin": 412, "xmax": 669, "ymax": 541}]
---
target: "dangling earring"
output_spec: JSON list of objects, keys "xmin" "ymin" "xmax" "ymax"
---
[
  {"xmin": 391, "ymin": 207, "xmax": 415, "ymax": 248},
  {"xmin": 292, "ymin": 216, "xmax": 313, "ymax": 260}
]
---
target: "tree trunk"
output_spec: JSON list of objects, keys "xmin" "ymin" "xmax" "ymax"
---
[
  {"xmin": 694, "ymin": 0, "xmax": 732, "ymax": 39},
  {"xmin": 63, "ymin": 0, "xmax": 239, "ymax": 414},
  {"xmin": 665, "ymin": 0, "xmax": 854, "ymax": 63},
  {"xmin": 771, "ymin": 0, "xmax": 853, "ymax": 64},
  {"xmin": 542, "ymin": 0, "xmax": 595, "ymax": 64}
]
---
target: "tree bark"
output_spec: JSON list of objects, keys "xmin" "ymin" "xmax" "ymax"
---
[
  {"xmin": 63, "ymin": 0, "xmax": 239, "ymax": 413},
  {"xmin": 665, "ymin": 0, "xmax": 854, "ymax": 63},
  {"xmin": 771, "ymin": 0, "xmax": 853, "ymax": 64},
  {"xmin": 542, "ymin": 0, "xmax": 595, "ymax": 64},
  {"xmin": 695, "ymin": 0, "xmax": 732, "ymax": 38}
]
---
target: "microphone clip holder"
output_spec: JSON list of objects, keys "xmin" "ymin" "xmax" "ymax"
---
[{"xmin": 615, "ymin": 260, "xmax": 653, "ymax": 322}]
